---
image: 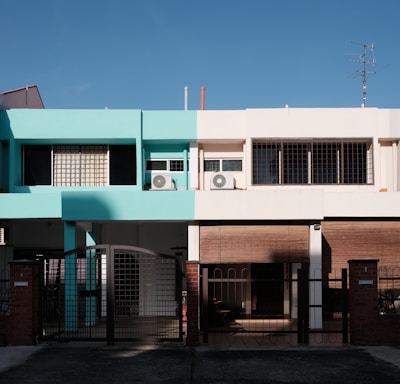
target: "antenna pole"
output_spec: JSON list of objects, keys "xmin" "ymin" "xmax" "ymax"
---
[{"xmin": 348, "ymin": 42, "xmax": 376, "ymax": 107}]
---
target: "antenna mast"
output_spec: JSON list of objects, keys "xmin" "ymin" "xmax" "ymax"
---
[{"xmin": 348, "ymin": 42, "xmax": 376, "ymax": 107}]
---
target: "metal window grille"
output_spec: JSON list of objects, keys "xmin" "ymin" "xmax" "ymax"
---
[
  {"xmin": 53, "ymin": 145, "xmax": 107, "ymax": 186},
  {"xmin": 169, "ymin": 160, "xmax": 184, "ymax": 172},
  {"xmin": 252, "ymin": 139, "xmax": 373, "ymax": 185}
]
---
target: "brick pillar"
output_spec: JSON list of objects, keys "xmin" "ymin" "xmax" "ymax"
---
[
  {"xmin": 9, "ymin": 260, "xmax": 40, "ymax": 345},
  {"xmin": 186, "ymin": 261, "xmax": 199, "ymax": 346},
  {"xmin": 348, "ymin": 259, "xmax": 379, "ymax": 345}
]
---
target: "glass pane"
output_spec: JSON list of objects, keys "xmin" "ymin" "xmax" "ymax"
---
[
  {"xmin": 252, "ymin": 143, "xmax": 279, "ymax": 184},
  {"xmin": 283, "ymin": 143, "xmax": 308, "ymax": 184},
  {"xmin": 312, "ymin": 142, "xmax": 339, "ymax": 184},
  {"xmin": 222, "ymin": 160, "xmax": 242, "ymax": 171},
  {"xmin": 204, "ymin": 160, "xmax": 220, "ymax": 172},
  {"xmin": 110, "ymin": 145, "xmax": 136, "ymax": 185},
  {"xmin": 24, "ymin": 145, "xmax": 51, "ymax": 185},
  {"xmin": 343, "ymin": 142, "xmax": 367, "ymax": 184},
  {"xmin": 169, "ymin": 160, "xmax": 184, "ymax": 172},
  {"xmin": 147, "ymin": 160, "xmax": 167, "ymax": 171}
]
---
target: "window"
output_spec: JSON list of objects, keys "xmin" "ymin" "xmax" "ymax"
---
[
  {"xmin": 109, "ymin": 145, "xmax": 136, "ymax": 185},
  {"xmin": 146, "ymin": 159, "xmax": 184, "ymax": 172},
  {"xmin": 23, "ymin": 145, "xmax": 51, "ymax": 185},
  {"xmin": 53, "ymin": 145, "xmax": 108, "ymax": 186},
  {"xmin": 204, "ymin": 159, "xmax": 242, "ymax": 172},
  {"xmin": 252, "ymin": 143, "xmax": 279, "ymax": 184},
  {"xmin": 204, "ymin": 160, "xmax": 220, "ymax": 172},
  {"xmin": 23, "ymin": 145, "xmax": 137, "ymax": 186},
  {"xmin": 252, "ymin": 139, "xmax": 373, "ymax": 185}
]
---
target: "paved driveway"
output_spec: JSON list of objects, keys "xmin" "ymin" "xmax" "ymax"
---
[{"xmin": 0, "ymin": 343, "xmax": 400, "ymax": 383}]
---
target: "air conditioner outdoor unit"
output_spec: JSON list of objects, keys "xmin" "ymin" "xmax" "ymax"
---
[
  {"xmin": 210, "ymin": 173, "xmax": 235, "ymax": 190},
  {"xmin": 151, "ymin": 174, "xmax": 174, "ymax": 190},
  {"xmin": 0, "ymin": 227, "xmax": 5, "ymax": 245}
]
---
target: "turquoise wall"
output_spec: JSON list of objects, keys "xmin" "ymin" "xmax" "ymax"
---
[
  {"xmin": 61, "ymin": 190, "xmax": 195, "ymax": 221},
  {"xmin": 0, "ymin": 193, "xmax": 61, "ymax": 218},
  {"xmin": 5, "ymin": 109, "xmax": 141, "ymax": 142},
  {"xmin": 0, "ymin": 108, "xmax": 197, "ymax": 220},
  {"xmin": 142, "ymin": 111, "xmax": 196, "ymax": 141}
]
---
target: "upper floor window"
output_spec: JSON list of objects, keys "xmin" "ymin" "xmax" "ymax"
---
[
  {"xmin": 23, "ymin": 145, "xmax": 52, "ymax": 185},
  {"xmin": 252, "ymin": 139, "xmax": 373, "ymax": 185},
  {"xmin": 204, "ymin": 159, "xmax": 243, "ymax": 172},
  {"xmin": 146, "ymin": 159, "xmax": 185, "ymax": 172},
  {"xmin": 23, "ymin": 145, "xmax": 136, "ymax": 186}
]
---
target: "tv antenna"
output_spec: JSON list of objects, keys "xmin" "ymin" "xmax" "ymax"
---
[{"xmin": 346, "ymin": 42, "xmax": 376, "ymax": 107}]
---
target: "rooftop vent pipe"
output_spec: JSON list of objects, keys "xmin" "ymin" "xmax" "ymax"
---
[
  {"xmin": 184, "ymin": 86, "xmax": 188, "ymax": 110},
  {"xmin": 200, "ymin": 86, "xmax": 205, "ymax": 110}
]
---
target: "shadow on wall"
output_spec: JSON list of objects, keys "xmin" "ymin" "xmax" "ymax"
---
[{"xmin": 61, "ymin": 192, "xmax": 115, "ymax": 221}]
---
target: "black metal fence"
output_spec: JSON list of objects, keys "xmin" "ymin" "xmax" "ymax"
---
[
  {"xmin": 378, "ymin": 266, "xmax": 400, "ymax": 315},
  {"xmin": 201, "ymin": 265, "xmax": 348, "ymax": 346},
  {"xmin": 41, "ymin": 245, "xmax": 183, "ymax": 344},
  {"xmin": 0, "ymin": 271, "xmax": 9, "ymax": 316}
]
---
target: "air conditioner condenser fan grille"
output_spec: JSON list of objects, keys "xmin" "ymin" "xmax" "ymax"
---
[
  {"xmin": 153, "ymin": 175, "xmax": 166, "ymax": 188},
  {"xmin": 212, "ymin": 174, "xmax": 226, "ymax": 188}
]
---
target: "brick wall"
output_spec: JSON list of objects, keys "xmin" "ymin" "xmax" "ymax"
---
[
  {"xmin": 185, "ymin": 261, "xmax": 199, "ymax": 346},
  {"xmin": 8, "ymin": 261, "xmax": 40, "ymax": 345},
  {"xmin": 348, "ymin": 259, "xmax": 400, "ymax": 345}
]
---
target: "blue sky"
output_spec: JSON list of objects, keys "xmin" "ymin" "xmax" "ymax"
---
[{"xmin": 1, "ymin": 0, "xmax": 400, "ymax": 110}]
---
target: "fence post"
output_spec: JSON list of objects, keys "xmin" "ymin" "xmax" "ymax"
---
[
  {"xmin": 9, "ymin": 260, "xmax": 40, "ymax": 345},
  {"xmin": 297, "ymin": 268, "xmax": 309, "ymax": 344},
  {"xmin": 202, "ymin": 267, "xmax": 209, "ymax": 343},
  {"xmin": 341, "ymin": 268, "xmax": 349, "ymax": 344}
]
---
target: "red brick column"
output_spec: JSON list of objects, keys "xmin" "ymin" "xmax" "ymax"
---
[
  {"xmin": 185, "ymin": 261, "xmax": 199, "ymax": 346},
  {"xmin": 9, "ymin": 260, "xmax": 40, "ymax": 345},
  {"xmin": 348, "ymin": 259, "xmax": 379, "ymax": 345}
]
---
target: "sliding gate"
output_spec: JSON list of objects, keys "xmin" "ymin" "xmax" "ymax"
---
[
  {"xmin": 41, "ymin": 245, "xmax": 183, "ymax": 344},
  {"xmin": 201, "ymin": 265, "xmax": 348, "ymax": 346}
]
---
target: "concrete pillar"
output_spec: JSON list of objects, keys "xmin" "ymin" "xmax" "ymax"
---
[
  {"xmin": 9, "ymin": 260, "xmax": 40, "ymax": 345},
  {"xmin": 188, "ymin": 224, "xmax": 199, "ymax": 262},
  {"xmin": 186, "ymin": 261, "xmax": 199, "ymax": 346},
  {"xmin": 64, "ymin": 221, "xmax": 78, "ymax": 331},
  {"xmin": 309, "ymin": 224, "xmax": 322, "ymax": 328},
  {"xmin": 348, "ymin": 259, "xmax": 379, "ymax": 345}
]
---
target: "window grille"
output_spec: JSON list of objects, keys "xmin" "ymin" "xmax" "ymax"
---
[
  {"xmin": 146, "ymin": 159, "xmax": 184, "ymax": 172},
  {"xmin": 252, "ymin": 139, "xmax": 373, "ymax": 185},
  {"xmin": 53, "ymin": 145, "xmax": 108, "ymax": 186}
]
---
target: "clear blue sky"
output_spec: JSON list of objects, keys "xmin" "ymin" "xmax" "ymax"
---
[{"xmin": 1, "ymin": 0, "xmax": 399, "ymax": 110}]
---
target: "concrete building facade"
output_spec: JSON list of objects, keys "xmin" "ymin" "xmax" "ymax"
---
[{"xmin": 1, "ymin": 91, "xmax": 400, "ymax": 344}]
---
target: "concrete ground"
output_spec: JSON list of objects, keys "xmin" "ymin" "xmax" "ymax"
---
[{"xmin": 0, "ymin": 343, "xmax": 400, "ymax": 383}]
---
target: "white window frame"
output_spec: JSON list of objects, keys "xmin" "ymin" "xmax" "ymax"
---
[
  {"xmin": 145, "ymin": 159, "xmax": 185, "ymax": 173},
  {"xmin": 204, "ymin": 158, "xmax": 243, "ymax": 172}
]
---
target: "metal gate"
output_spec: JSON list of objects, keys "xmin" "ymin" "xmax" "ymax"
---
[
  {"xmin": 201, "ymin": 265, "xmax": 348, "ymax": 346},
  {"xmin": 41, "ymin": 245, "xmax": 183, "ymax": 344}
]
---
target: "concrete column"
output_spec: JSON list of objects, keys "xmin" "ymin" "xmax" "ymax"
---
[
  {"xmin": 183, "ymin": 148, "xmax": 188, "ymax": 190},
  {"xmin": 189, "ymin": 143, "xmax": 199, "ymax": 190},
  {"xmin": 64, "ymin": 221, "xmax": 78, "ymax": 331},
  {"xmin": 188, "ymin": 224, "xmax": 200, "ymax": 262},
  {"xmin": 309, "ymin": 224, "xmax": 322, "ymax": 329}
]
